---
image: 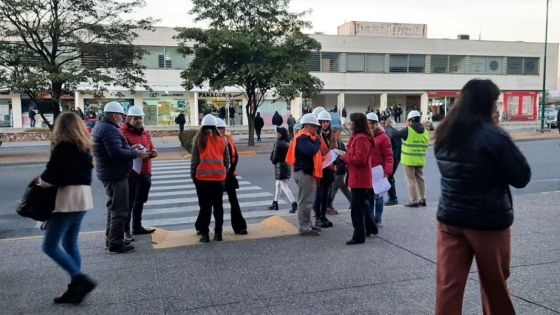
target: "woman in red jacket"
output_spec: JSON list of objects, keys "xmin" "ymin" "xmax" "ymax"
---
[{"xmin": 340, "ymin": 113, "xmax": 378, "ymax": 245}]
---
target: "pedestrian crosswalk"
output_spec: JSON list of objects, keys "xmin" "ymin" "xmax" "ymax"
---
[{"xmin": 142, "ymin": 159, "xmax": 289, "ymax": 229}]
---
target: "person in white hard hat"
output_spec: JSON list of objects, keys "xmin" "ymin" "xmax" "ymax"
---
[
  {"xmin": 92, "ymin": 102, "xmax": 150, "ymax": 254},
  {"xmin": 191, "ymin": 114, "xmax": 230, "ymax": 242},
  {"xmin": 285, "ymin": 113, "xmax": 322, "ymax": 236},
  {"xmin": 216, "ymin": 118, "xmax": 248, "ymax": 235},
  {"xmin": 394, "ymin": 110, "xmax": 430, "ymax": 208},
  {"xmin": 120, "ymin": 105, "xmax": 157, "ymax": 239},
  {"xmin": 312, "ymin": 106, "xmax": 326, "ymax": 118}
]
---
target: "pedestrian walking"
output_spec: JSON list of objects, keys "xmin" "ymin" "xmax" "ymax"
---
[
  {"xmin": 433, "ymin": 79, "xmax": 531, "ymax": 315},
  {"xmin": 394, "ymin": 110, "xmax": 429, "ymax": 207},
  {"xmin": 327, "ymin": 141, "xmax": 351, "ymax": 215},
  {"xmin": 366, "ymin": 113, "xmax": 394, "ymax": 226},
  {"xmin": 272, "ymin": 110, "xmax": 283, "ymax": 130},
  {"xmin": 175, "ymin": 111, "xmax": 186, "ymax": 133},
  {"xmin": 285, "ymin": 113, "xmax": 322, "ymax": 236},
  {"xmin": 218, "ymin": 107, "xmax": 226, "ymax": 120},
  {"xmin": 39, "ymin": 112, "xmax": 96, "ymax": 303},
  {"xmin": 287, "ymin": 114, "xmax": 296, "ymax": 139},
  {"xmin": 268, "ymin": 127, "xmax": 297, "ymax": 213},
  {"xmin": 92, "ymin": 102, "xmax": 150, "ymax": 254},
  {"xmin": 339, "ymin": 113, "xmax": 378, "ymax": 245},
  {"xmin": 254, "ymin": 112, "xmax": 264, "ymax": 142},
  {"xmin": 228, "ymin": 106, "xmax": 236, "ymax": 126},
  {"xmin": 341, "ymin": 107, "xmax": 347, "ymax": 125},
  {"xmin": 29, "ymin": 107, "xmax": 36, "ymax": 127},
  {"xmin": 216, "ymin": 118, "xmax": 248, "ymax": 235},
  {"xmin": 381, "ymin": 117, "xmax": 402, "ymax": 205},
  {"xmin": 314, "ymin": 110, "xmax": 340, "ymax": 228},
  {"xmin": 192, "ymin": 114, "xmax": 230, "ymax": 242},
  {"xmin": 120, "ymin": 106, "xmax": 157, "ymax": 239}
]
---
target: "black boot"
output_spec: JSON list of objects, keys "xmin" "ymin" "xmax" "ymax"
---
[
  {"xmin": 290, "ymin": 202, "xmax": 297, "ymax": 213},
  {"xmin": 213, "ymin": 230, "xmax": 223, "ymax": 241},
  {"xmin": 268, "ymin": 201, "xmax": 279, "ymax": 210},
  {"xmin": 54, "ymin": 274, "xmax": 96, "ymax": 304},
  {"xmin": 199, "ymin": 234, "xmax": 210, "ymax": 243}
]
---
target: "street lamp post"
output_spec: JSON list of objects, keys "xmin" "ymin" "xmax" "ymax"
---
[{"xmin": 540, "ymin": 0, "xmax": 550, "ymax": 132}]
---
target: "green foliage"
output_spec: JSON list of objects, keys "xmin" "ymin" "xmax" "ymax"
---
[
  {"xmin": 0, "ymin": 0, "xmax": 154, "ymax": 129},
  {"xmin": 178, "ymin": 129, "xmax": 198, "ymax": 153},
  {"xmin": 175, "ymin": 0, "xmax": 323, "ymax": 145}
]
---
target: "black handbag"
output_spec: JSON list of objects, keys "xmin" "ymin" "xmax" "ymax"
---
[{"xmin": 16, "ymin": 177, "xmax": 57, "ymax": 222}]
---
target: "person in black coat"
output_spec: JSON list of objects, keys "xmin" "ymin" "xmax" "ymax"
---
[
  {"xmin": 433, "ymin": 79, "xmax": 531, "ymax": 315},
  {"xmin": 254, "ymin": 112, "xmax": 265, "ymax": 142},
  {"xmin": 268, "ymin": 127, "xmax": 297, "ymax": 212},
  {"xmin": 175, "ymin": 111, "xmax": 186, "ymax": 133},
  {"xmin": 381, "ymin": 117, "xmax": 402, "ymax": 205},
  {"xmin": 272, "ymin": 111, "xmax": 283, "ymax": 128}
]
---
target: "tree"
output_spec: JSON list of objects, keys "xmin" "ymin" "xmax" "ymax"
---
[
  {"xmin": 176, "ymin": 0, "xmax": 323, "ymax": 146},
  {"xmin": 0, "ymin": 0, "xmax": 154, "ymax": 129},
  {"xmin": 272, "ymin": 70, "xmax": 323, "ymax": 112}
]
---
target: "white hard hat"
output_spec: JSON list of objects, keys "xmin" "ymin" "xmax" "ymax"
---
[
  {"xmin": 201, "ymin": 114, "xmax": 217, "ymax": 127},
  {"xmin": 216, "ymin": 118, "xmax": 227, "ymax": 128},
  {"xmin": 300, "ymin": 113, "xmax": 320, "ymax": 126},
  {"xmin": 127, "ymin": 105, "xmax": 145, "ymax": 117},
  {"xmin": 317, "ymin": 110, "xmax": 331, "ymax": 122},
  {"xmin": 366, "ymin": 112, "xmax": 379, "ymax": 122},
  {"xmin": 312, "ymin": 106, "xmax": 326, "ymax": 117},
  {"xmin": 407, "ymin": 110, "xmax": 421, "ymax": 120},
  {"xmin": 103, "ymin": 101, "xmax": 125, "ymax": 114}
]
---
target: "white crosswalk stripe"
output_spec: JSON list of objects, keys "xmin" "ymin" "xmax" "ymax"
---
[{"xmin": 141, "ymin": 160, "xmax": 292, "ymax": 229}]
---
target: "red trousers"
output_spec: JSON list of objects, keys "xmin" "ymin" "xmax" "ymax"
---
[{"xmin": 435, "ymin": 223, "xmax": 515, "ymax": 315}]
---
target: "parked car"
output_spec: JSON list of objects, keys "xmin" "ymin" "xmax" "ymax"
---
[{"xmin": 544, "ymin": 107, "xmax": 558, "ymax": 128}]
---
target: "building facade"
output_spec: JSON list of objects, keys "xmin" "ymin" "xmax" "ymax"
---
[{"xmin": 1, "ymin": 25, "xmax": 558, "ymax": 128}]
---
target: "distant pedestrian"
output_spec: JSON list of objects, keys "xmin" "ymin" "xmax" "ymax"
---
[
  {"xmin": 76, "ymin": 107, "xmax": 85, "ymax": 120},
  {"xmin": 254, "ymin": 112, "xmax": 264, "ymax": 142},
  {"xmin": 175, "ymin": 111, "xmax": 186, "ymax": 133},
  {"xmin": 29, "ymin": 107, "xmax": 36, "ymax": 127},
  {"xmin": 394, "ymin": 110, "xmax": 429, "ymax": 208},
  {"xmin": 120, "ymin": 106, "xmax": 157, "ymax": 239},
  {"xmin": 287, "ymin": 114, "xmax": 296, "ymax": 139},
  {"xmin": 285, "ymin": 113, "xmax": 322, "ymax": 236},
  {"xmin": 228, "ymin": 106, "xmax": 236, "ymax": 126},
  {"xmin": 340, "ymin": 113, "xmax": 378, "ymax": 245},
  {"xmin": 218, "ymin": 107, "xmax": 226, "ymax": 120},
  {"xmin": 381, "ymin": 117, "xmax": 401, "ymax": 205},
  {"xmin": 434, "ymin": 79, "xmax": 531, "ymax": 315},
  {"xmin": 272, "ymin": 111, "xmax": 283, "ymax": 129},
  {"xmin": 192, "ymin": 115, "xmax": 230, "ymax": 242},
  {"xmin": 216, "ymin": 118, "xmax": 247, "ymax": 235},
  {"xmin": 396, "ymin": 106, "xmax": 403, "ymax": 123},
  {"xmin": 40, "ymin": 112, "xmax": 96, "ymax": 303},
  {"xmin": 268, "ymin": 127, "xmax": 297, "ymax": 213},
  {"xmin": 341, "ymin": 107, "xmax": 347, "ymax": 125},
  {"xmin": 92, "ymin": 102, "xmax": 149, "ymax": 254}
]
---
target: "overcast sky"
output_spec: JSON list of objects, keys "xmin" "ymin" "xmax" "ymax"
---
[{"xmin": 135, "ymin": 0, "xmax": 559, "ymax": 43}]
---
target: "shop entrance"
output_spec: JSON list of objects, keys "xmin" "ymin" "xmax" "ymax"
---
[
  {"xmin": 387, "ymin": 94, "xmax": 421, "ymax": 121},
  {"xmin": 198, "ymin": 97, "xmax": 243, "ymax": 126},
  {"xmin": 428, "ymin": 92, "xmax": 459, "ymax": 121}
]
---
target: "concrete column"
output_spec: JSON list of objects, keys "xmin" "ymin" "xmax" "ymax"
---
[
  {"xmin": 337, "ymin": 93, "xmax": 345, "ymax": 111},
  {"xmin": 192, "ymin": 92, "xmax": 199, "ymax": 126},
  {"xmin": 420, "ymin": 92, "xmax": 429, "ymax": 116},
  {"xmin": 380, "ymin": 92, "xmax": 388, "ymax": 110},
  {"xmin": 241, "ymin": 96, "xmax": 249, "ymax": 126},
  {"xmin": 133, "ymin": 94, "xmax": 143, "ymax": 107},
  {"xmin": 12, "ymin": 92, "xmax": 22, "ymax": 128},
  {"xmin": 75, "ymin": 91, "xmax": 84, "ymax": 110},
  {"xmin": 291, "ymin": 95, "xmax": 302, "ymax": 119}
]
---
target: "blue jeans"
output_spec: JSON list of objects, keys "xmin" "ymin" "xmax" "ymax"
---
[
  {"xmin": 368, "ymin": 190, "xmax": 384, "ymax": 224},
  {"xmin": 43, "ymin": 212, "xmax": 86, "ymax": 277}
]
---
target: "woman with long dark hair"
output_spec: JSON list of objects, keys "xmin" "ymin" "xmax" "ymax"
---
[
  {"xmin": 268, "ymin": 127, "xmax": 297, "ymax": 212},
  {"xmin": 192, "ymin": 114, "xmax": 230, "ymax": 243},
  {"xmin": 434, "ymin": 79, "xmax": 531, "ymax": 314},
  {"xmin": 340, "ymin": 113, "xmax": 378, "ymax": 245}
]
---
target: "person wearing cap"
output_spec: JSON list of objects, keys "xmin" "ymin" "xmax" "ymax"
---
[
  {"xmin": 216, "ymin": 118, "xmax": 248, "ymax": 235},
  {"xmin": 314, "ymin": 110, "xmax": 340, "ymax": 228},
  {"xmin": 192, "ymin": 114, "xmax": 230, "ymax": 242},
  {"xmin": 380, "ymin": 117, "xmax": 402, "ymax": 206},
  {"xmin": 120, "ymin": 105, "xmax": 157, "ymax": 239},
  {"xmin": 394, "ymin": 110, "xmax": 430, "ymax": 208},
  {"xmin": 92, "ymin": 102, "xmax": 150, "ymax": 254},
  {"xmin": 285, "ymin": 113, "xmax": 322, "ymax": 236},
  {"xmin": 366, "ymin": 112, "xmax": 394, "ymax": 226}
]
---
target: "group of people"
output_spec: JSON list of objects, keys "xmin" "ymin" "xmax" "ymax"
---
[
  {"xmin": 367, "ymin": 105, "xmax": 404, "ymax": 123},
  {"xmin": 253, "ymin": 111, "xmax": 298, "ymax": 142}
]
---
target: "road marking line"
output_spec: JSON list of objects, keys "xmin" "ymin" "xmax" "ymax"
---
[
  {"xmin": 152, "ymin": 174, "xmax": 190, "ymax": 180},
  {"xmin": 532, "ymin": 179, "xmax": 560, "ymax": 183},
  {"xmin": 150, "ymin": 181, "xmax": 251, "ymax": 191},
  {"xmin": 145, "ymin": 192, "xmax": 273, "ymax": 206},
  {"xmin": 152, "ymin": 176, "xmax": 243, "ymax": 185},
  {"xmin": 143, "ymin": 210, "xmax": 290, "ymax": 227},
  {"xmin": 149, "ymin": 186, "xmax": 262, "ymax": 197},
  {"xmin": 143, "ymin": 200, "xmax": 288, "ymax": 215},
  {"xmin": 152, "ymin": 160, "xmax": 189, "ymax": 165}
]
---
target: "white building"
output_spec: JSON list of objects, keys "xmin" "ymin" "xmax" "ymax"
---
[{"xmin": 1, "ymin": 23, "xmax": 557, "ymax": 128}]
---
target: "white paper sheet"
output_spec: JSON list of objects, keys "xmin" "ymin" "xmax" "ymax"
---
[
  {"xmin": 372, "ymin": 165, "xmax": 391, "ymax": 195},
  {"xmin": 322, "ymin": 150, "xmax": 338, "ymax": 169},
  {"xmin": 132, "ymin": 157, "xmax": 143, "ymax": 174}
]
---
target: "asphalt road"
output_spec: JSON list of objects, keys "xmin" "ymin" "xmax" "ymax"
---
[{"xmin": 1, "ymin": 138, "xmax": 558, "ymax": 239}]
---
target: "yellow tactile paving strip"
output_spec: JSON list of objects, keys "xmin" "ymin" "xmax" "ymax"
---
[{"xmin": 151, "ymin": 215, "xmax": 298, "ymax": 249}]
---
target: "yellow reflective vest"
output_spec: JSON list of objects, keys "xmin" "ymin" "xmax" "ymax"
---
[{"xmin": 401, "ymin": 127, "xmax": 429, "ymax": 167}]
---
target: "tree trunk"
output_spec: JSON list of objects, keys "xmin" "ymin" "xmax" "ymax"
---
[{"xmin": 246, "ymin": 98, "xmax": 255, "ymax": 146}]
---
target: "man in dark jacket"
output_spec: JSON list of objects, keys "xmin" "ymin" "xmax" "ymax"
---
[
  {"xmin": 254, "ymin": 112, "xmax": 265, "ymax": 142},
  {"xmin": 272, "ymin": 111, "xmax": 283, "ymax": 128},
  {"xmin": 287, "ymin": 114, "xmax": 296, "ymax": 139},
  {"xmin": 175, "ymin": 111, "xmax": 186, "ymax": 133},
  {"xmin": 92, "ymin": 102, "xmax": 149, "ymax": 254},
  {"xmin": 382, "ymin": 117, "xmax": 402, "ymax": 205}
]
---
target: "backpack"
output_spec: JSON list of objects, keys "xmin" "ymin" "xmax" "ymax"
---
[{"xmin": 16, "ymin": 177, "xmax": 57, "ymax": 222}]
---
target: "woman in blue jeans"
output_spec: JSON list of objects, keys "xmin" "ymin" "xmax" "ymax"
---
[{"xmin": 40, "ymin": 112, "xmax": 96, "ymax": 304}]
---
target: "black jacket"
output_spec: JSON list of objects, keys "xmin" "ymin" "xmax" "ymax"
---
[
  {"xmin": 92, "ymin": 118, "xmax": 137, "ymax": 182},
  {"xmin": 394, "ymin": 122, "xmax": 425, "ymax": 142},
  {"xmin": 254, "ymin": 116, "xmax": 264, "ymax": 130},
  {"xmin": 41, "ymin": 142, "xmax": 93, "ymax": 186},
  {"xmin": 272, "ymin": 112, "xmax": 283, "ymax": 126},
  {"xmin": 294, "ymin": 135, "xmax": 321, "ymax": 176},
  {"xmin": 435, "ymin": 123, "xmax": 531, "ymax": 231},
  {"xmin": 384, "ymin": 125, "xmax": 402, "ymax": 162},
  {"xmin": 271, "ymin": 139, "xmax": 291, "ymax": 180},
  {"xmin": 175, "ymin": 114, "xmax": 186, "ymax": 125}
]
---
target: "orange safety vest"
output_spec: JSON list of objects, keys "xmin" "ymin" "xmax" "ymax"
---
[
  {"xmin": 195, "ymin": 134, "xmax": 227, "ymax": 181},
  {"xmin": 226, "ymin": 134, "xmax": 237, "ymax": 176},
  {"xmin": 285, "ymin": 129, "xmax": 323, "ymax": 179},
  {"xmin": 320, "ymin": 130, "xmax": 339, "ymax": 172}
]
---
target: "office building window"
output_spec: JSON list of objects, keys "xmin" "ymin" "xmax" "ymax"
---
[
  {"xmin": 449, "ymin": 56, "xmax": 467, "ymax": 73},
  {"xmin": 507, "ymin": 57, "xmax": 539, "ymax": 75},
  {"xmin": 524, "ymin": 58, "xmax": 539, "ymax": 75},
  {"xmin": 347, "ymin": 53, "xmax": 365, "ymax": 72},
  {"xmin": 307, "ymin": 52, "xmax": 321, "ymax": 71},
  {"xmin": 141, "ymin": 46, "xmax": 191, "ymax": 70},
  {"xmin": 389, "ymin": 54, "xmax": 425, "ymax": 73},
  {"xmin": 430, "ymin": 55, "xmax": 448, "ymax": 73},
  {"xmin": 321, "ymin": 52, "xmax": 341, "ymax": 72},
  {"xmin": 470, "ymin": 56, "xmax": 503, "ymax": 74},
  {"xmin": 366, "ymin": 54, "xmax": 384, "ymax": 73}
]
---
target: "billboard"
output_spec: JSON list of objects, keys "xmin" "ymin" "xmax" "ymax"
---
[{"xmin": 338, "ymin": 21, "xmax": 427, "ymax": 39}]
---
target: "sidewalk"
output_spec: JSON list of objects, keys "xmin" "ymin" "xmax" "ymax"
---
[{"xmin": 1, "ymin": 191, "xmax": 559, "ymax": 314}]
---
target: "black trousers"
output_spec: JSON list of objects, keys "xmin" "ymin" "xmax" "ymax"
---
[
  {"xmin": 226, "ymin": 186, "xmax": 247, "ymax": 233},
  {"xmin": 387, "ymin": 161, "xmax": 400, "ymax": 201},
  {"xmin": 255, "ymin": 128, "xmax": 262, "ymax": 142},
  {"xmin": 314, "ymin": 172, "xmax": 334, "ymax": 221},
  {"xmin": 102, "ymin": 179, "xmax": 129, "ymax": 247},
  {"xmin": 350, "ymin": 188, "xmax": 377, "ymax": 243},
  {"xmin": 125, "ymin": 173, "xmax": 151, "ymax": 233},
  {"xmin": 194, "ymin": 180, "xmax": 225, "ymax": 235},
  {"xmin": 179, "ymin": 124, "xmax": 185, "ymax": 133}
]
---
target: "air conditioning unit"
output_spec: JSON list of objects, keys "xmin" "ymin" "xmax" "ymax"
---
[{"xmin": 457, "ymin": 34, "xmax": 470, "ymax": 40}]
